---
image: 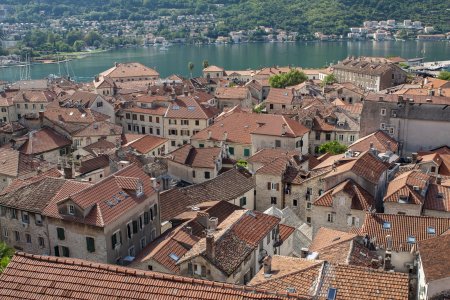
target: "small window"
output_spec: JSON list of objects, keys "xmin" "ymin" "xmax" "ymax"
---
[
  {"xmin": 244, "ymin": 148, "xmax": 250, "ymax": 157},
  {"xmin": 195, "ymin": 120, "xmax": 200, "ymax": 126},
  {"xmin": 140, "ymin": 115, "xmax": 144, "ymax": 121},
  {"xmin": 383, "ymin": 221, "xmax": 391, "ymax": 229},
  {"xmin": 325, "ymin": 133, "xmax": 331, "ymax": 141},
  {"xmin": 14, "ymin": 231, "xmax": 20, "ymax": 241},
  {"xmin": 327, "ymin": 213, "xmax": 334, "ymax": 223},
  {"xmin": 407, "ymin": 236, "xmax": 416, "ymax": 244},
  {"xmin": 68, "ymin": 205, "xmax": 75, "ymax": 215},
  {"xmin": 271, "ymin": 197, "xmax": 277, "ymax": 204},
  {"xmin": 26, "ymin": 234, "xmax": 31, "ymax": 244},
  {"xmin": 380, "ymin": 123, "xmax": 386, "ymax": 130},
  {"xmin": 306, "ymin": 202, "xmax": 312, "ymax": 210},
  {"xmin": 275, "ymin": 140, "xmax": 281, "ymax": 148},
  {"xmin": 57, "ymin": 227, "xmax": 65, "ymax": 240},
  {"xmin": 380, "ymin": 108, "xmax": 386, "ymax": 116},
  {"xmin": 315, "ymin": 132, "xmax": 321, "ymax": 140},
  {"xmin": 239, "ymin": 197, "xmax": 247, "ymax": 207},
  {"xmin": 199, "ymin": 143, "xmax": 204, "ymax": 148},
  {"xmin": 427, "ymin": 227, "xmax": 436, "ymax": 234},
  {"xmin": 86, "ymin": 237, "xmax": 95, "ymax": 253},
  {"xmin": 228, "ymin": 147, "xmax": 235, "ymax": 155},
  {"xmin": 144, "ymin": 212, "xmax": 149, "ymax": 225},
  {"xmin": 204, "ymin": 171, "xmax": 211, "ymax": 179},
  {"xmin": 293, "ymin": 199, "xmax": 298, "ymax": 207},
  {"xmin": 22, "ymin": 212, "xmax": 29, "ymax": 224},
  {"xmin": 38, "ymin": 237, "xmax": 45, "ymax": 248},
  {"xmin": 306, "ymin": 217, "xmax": 311, "ymax": 225},
  {"xmin": 62, "ymin": 246, "xmax": 70, "ymax": 257},
  {"xmin": 96, "ymin": 101, "xmax": 103, "ymax": 107}
]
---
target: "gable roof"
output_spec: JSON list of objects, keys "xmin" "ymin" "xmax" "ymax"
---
[
  {"xmin": 324, "ymin": 152, "xmax": 388, "ymax": 184},
  {"xmin": 127, "ymin": 135, "xmax": 167, "ymax": 154},
  {"xmin": 249, "ymin": 256, "xmax": 409, "ymax": 300},
  {"xmin": 168, "ymin": 144, "xmax": 221, "ymax": 169},
  {"xmin": 357, "ymin": 213, "xmax": 450, "ymax": 252},
  {"xmin": 313, "ymin": 179, "xmax": 374, "ymax": 210},
  {"xmin": 418, "ymin": 234, "xmax": 450, "ymax": 283},
  {"xmin": 160, "ymin": 168, "xmax": 255, "ymax": 222},
  {"xmin": 101, "ymin": 62, "xmax": 159, "ymax": 78},
  {"xmin": 19, "ymin": 128, "xmax": 71, "ymax": 155},
  {"xmin": 265, "ymin": 88, "xmax": 296, "ymax": 105},
  {"xmin": 164, "ymin": 95, "xmax": 218, "ymax": 119},
  {"xmin": 349, "ymin": 130, "xmax": 398, "ymax": 153},
  {"xmin": 215, "ymin": 87, "xmax": 249, "ymax": 100},
  {"xmin": 0, "ymin": 252, "xmax": 303, "ymax": 300},
  {"xmin": 424, "ymin": 181, "xmax": 450, "ymax": 212},
  {"xmin": 384, "ymin": 171, "xmax": 430, "ymax": 205}
]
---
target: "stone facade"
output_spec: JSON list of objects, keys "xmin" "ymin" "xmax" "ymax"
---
[
  {"xmin": 251, "ymin": 133, "xmax": 309, "ymax": 156},
  {"xmin": 164, "ymin": 117, "xmax": 212, "ymax": 152}
]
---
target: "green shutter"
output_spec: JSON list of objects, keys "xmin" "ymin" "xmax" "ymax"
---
[
  {"xmin": 111, "ymin": 234, "xmax": 117, "ymax": 248},
  {"xmin": 144, "ymin": 212, "xmax": 149, "ymax": 225},
  {"xmin": 229, "ymin": 147, "xmax": 235, "ymax": 155},
  {"xmin": 199, "ymin": 144, "xmax": 204, "ymax": 148},
  {"xmin": 86, "ymin": 237, "xmax": 95, "ymax": 253},
  {"xmin": 54, "ymin": 246, "xmax": 60, "ymax": 257},
  {"xmin": 62, "ymin": 246, "xmax": 70, "ymax": 257},
  {"xmin": 244, "ymin": 149, "xmax": 250, "ymax": 157},
  {"xmin": 57, "ymin": 228, "xmax": 65, "ymax": 240}
]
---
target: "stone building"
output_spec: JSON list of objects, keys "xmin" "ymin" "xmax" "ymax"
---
[
  {"xmin": 97, "ymin": 62, "xmax": 160, "ymax": 83},
  {"xmin": 59, "ymin": 91, "xmax": 116, "ymax": 123},
  {"xmin": 360, "ymin": 93, "xmax": 450, "ymax": 156},
  {"xmin": 214, "ymin": 87, "xmax": 252, "ymax": 110},
  {"xmin": 332, "ymin": 57, "xmax": 407, "ymax": 92},
  {"xmin": 166, "ymin": 145, "xmax": 224, "ymax": 184}
]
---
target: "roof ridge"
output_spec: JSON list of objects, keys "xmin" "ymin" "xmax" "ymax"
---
[{"xmin": 12, "ymin": 252, "xmax": 305, "ymax": 299}]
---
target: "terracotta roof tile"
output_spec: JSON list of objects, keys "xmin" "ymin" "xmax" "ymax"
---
[
  {"xmin": 168, "ymin": 144, "xmax": 221, "ymax": 168},
  {"xmin": 424, "ymin": 182, "xmax": 450, "ymax": 212},
  {"xmin": 165, "ymin": 96, "xmax": 218, "ymax": 119},
  {"xmin": 215, "ymin": 87, "xmax": 249, "ymax": 100},
  {"xmin": 349, "ymin": 130, "xmax": 398, "ymax": 153},
  {"xmin": 0, "ymin": 252, "xmax": 303, "ymax": 300},
  {"xmin": 314, "ymin": 179, "xmax": 374, "ymax": 210},
  {"xmin": 417, "ymin": 234, "xmax": 450, "ymax": 283},
  {"xmin": 309, "ymin": 228, "xmax": 356, "ymax": 252},
  {"xmin": 19, "ymin": 127, "xmax": 71, "ymax": 155},
  {"xmin": 127, "ymin": 135, "xmax": 167, "ymax": 154},
  {"xmin": 160, "ymin": 168, "xmax": 254, "ymax": 222},
  {"xmin": 78, "ymin": 155, "xmax": 110, "ymax": 175},
  {"xmin": 357, "ymin": 213, "xmax": 450, "ymax": 252},
  {"xmin": 384, "ymin": 171, "xmax": 430, "ymax": 204},
  {"xmin": 101, "ymin": 62, "xmax": 159, "ymax": 78}
]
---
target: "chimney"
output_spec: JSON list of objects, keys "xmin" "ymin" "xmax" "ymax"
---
[
  {"xmin": 151, "ymin": 177, "xmax": 158, "ymax": 190},
  {"xmin": 424, "ymin": 77, "xmax": 428, "ymax": 85},
  {"xmin": 114, "ymin": 62, "xmax": 118, "ymax": 67},
  {"xmin": 185, "ymin": 226, "xmax": 193, "ymax": 235},
  {"xmin": 170, "ymin": 92, "xmax": 176, "ymax": 101},
  {"xmin": 386, "ymin": 235, "xmax": 393, "ymax": 251},
  {"xmin": 300, "ymin": 248, "xmax": 309, "ymax": 258},
  {"xmin": 436, "ymin": 175, "xmax": 442, "ymax": 185},
  {"xmin": 263, "ymin": 256, "xmax": 272, "ymax": 274},
  {"xmin": 281, "ymin": 124, "xmax": 287, "ymax": 136},
  {"xmin": 411, "ymin": 152, "xmax": 418, "ymax": 163},
  {"xmin": 207, "ymin": 130, "xmax": 212, "ymax": 140},
  {"xmin": 95, "ymin": 76, "xmax": 99, "ymax": 82},
  {"xmin": 207, "ymin": 217, "xmax": 218, "ymax": 231},
  {"xmin": 63, "ymin": 166, "xmax": 73, "ymax": 179},
  {"xmin": 223, "ymin": 131, "xmax": 228, "ymax": 141},
  {"xmin": 369, "ymin": 142, "xmax": 374, "ymax": 149},
  {"xmin": 197, "ymin": 211, "xmax": 210, "ymax": 228},
  {"xmin": 206, "ymin": 233, "xmax": 215, "ymax": 260},
  {"xmin": 438, "ymin": 87, "xmax": 442, "ymax": 96}
]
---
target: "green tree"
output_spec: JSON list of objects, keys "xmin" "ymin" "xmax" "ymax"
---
[
  {"xmin": 66, "ymin": 30, "xmax": 84, "ymax": 46},
  {"xmin": 319, "ymin": 141, "xmax": 348, "ymax": 155},
  {"xmin": 269, "ymin": 69, "xmax": 307, "ymax": 88},
  {"xmin": 84, "ymin": 31, "xmax": 102, "ymax": 47},
  {"xmin": 202, "ymin": 59, "xmax": 209, "ymax": 69},
  {"xmin": 322, "ymin": 74, "xmax": 337, "ymax": 86},
  {"xmin": 188, "ymin": 61, "xmax": 194, "ymax": 78},
  {"xmin": 437, "ymin": 71, "xmax": 450, "ymax": 81},
  {"xmin": 73, "ymin": 40, "xmax": 86, "ymax": 52},
  {"xmin": 0, "ymin": 242, "xmax": 14, "ymax": 274}
]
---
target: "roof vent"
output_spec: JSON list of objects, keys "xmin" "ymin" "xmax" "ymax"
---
[{"xmin": 286, "ymin": 287, "xmax": 296, "ymax": 293}]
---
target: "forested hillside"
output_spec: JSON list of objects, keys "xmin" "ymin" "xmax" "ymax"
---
[{"xmin": 3, "ymin": 0, "xmax": 450, "ymax": 34}]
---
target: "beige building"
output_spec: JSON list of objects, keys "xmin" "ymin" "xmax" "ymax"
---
[
  {"xmin": 264, "ymin": 88, "xmax": 299, "ymax": 113},
  {"xmin": 12, "ymin": 90, "xmax": 55, "ymax": 120},
  {"xmin": 59, "ymin": 91, "xmax": 116, "ymax": 123},
  {"xmin": 124, "ymin": 134, "xmax": 168, "ymax": 157},
  {"xmin": 167, "ymin": 145, "xmax": 223, "ymax": 184},
  {"xmin": 97, "ymin": 62, "xmax": 160, "ymax": 83},
  {"xmin": 333, "ymin": 57, "xmax": 407, "ymax": 92},
  {"xmin": 312, "ymin": 179, "xmax": 374, "ymax": 236},
  {"xmin": 214, "ymin": 87, "xmax": 252, "ymax": 110},
  {"xmin": 202, "ymin": 65, "xmax": 225, "ymax": 79}
]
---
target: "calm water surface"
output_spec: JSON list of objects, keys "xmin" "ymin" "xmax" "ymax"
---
[{"xmin": 0, "ymin": 40, "xmax": 449, "ymax": 82}]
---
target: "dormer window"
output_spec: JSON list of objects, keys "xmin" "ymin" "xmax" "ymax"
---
[
  {"xmin": 383, "ymin": 221, "xmax": 391, "ymax": 229},
  {"xmin": 407, "ymin": 235, "xmax": 416, "ymax": 244},
  {"xmin": 137, "ymin": 183, "xmax": 144, "ymax": 197},
  {"xmin": 68, "ymin": 205, "xmax": 75, "ymax": 215}
]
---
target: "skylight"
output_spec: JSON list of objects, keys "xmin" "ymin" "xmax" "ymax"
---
[
  {"xmin": 427, "ymin": 227, "xmax": 436, "ymax": 234},
  {"xmin": 172, "ymin": 105, "xmax": 180, "ymax": 110},
  {"xmin": 327, "ymin": 288, "xmax": 337, "ymax": 300},
  {"xmin": 407, "ymin": 236, "xmax": 416, "ymax": 244},
  {"xmin": 382, "ymin": 221, "xmax": 391, "ymax": 229},
  {"xmin": 169, "ymin": 253, "xmax": 179, "ymax": 262}
]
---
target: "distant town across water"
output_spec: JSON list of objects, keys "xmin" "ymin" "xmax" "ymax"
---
[{"xmin": 1, "ymin": 40, "xmax": 449, "ymax": 82}]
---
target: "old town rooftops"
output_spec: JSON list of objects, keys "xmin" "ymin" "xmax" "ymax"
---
[{"xmin": 0, "ymin": 252, "xmax": 305, "ymax": 300}]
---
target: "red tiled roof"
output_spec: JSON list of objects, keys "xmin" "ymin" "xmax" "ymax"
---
[
  {"xmin": 365, "ymin": 93, "xmax": 450, "ymax": 105},
  {"xmin": 384, "ymin": 171, "xmax": 430, "ymax": 204},
  {"xmin": 128, "ymin": 135, "xmax": 167, "ymax": 154},
  {"xmin": 168, "ymin": 144, "xmax": 221, "ymax": 169},
  {"xmin": 165, "ymin": 95, "xmax": 218, "ymax": 119},
  {"xmin": 78, "ymin": 155, "xmax": 110, "ymax": 175},
  {"xmin": 19, "ymin": 127, "xmax": 71, "ymax": 155},
  {"xmin": 314, "ymin": 179, "xmax": 374, "ymax": 210},
  {"xmin": 357, "ymin": 213, "xmax": 450, "ymax": 252},
  {"xmin": 265, "ymin": 88, "xmax": 296, "ymax": 105},
  {"xmin": 101, "ymin": 62, "xmax": 159, "ymax": 78},
  {"xmin": 324, "ymin": 151, "xmax": 388, "ymax": 184},
  {"xmin": 73, "ymin": 121, "xmax": 122, "ymax": 137},
  {"xmin": 0, "ymin": 252, "xmax": 302, "ymax": 300},
  {"xmin": 215, "ymin": 87, "xmax": 249, "ymax": 99},
  {"xmin": 418, "ymin": 234, "xmax": 450, "ymax": 283},
  {"xmin": 349, "ymin": 130, "xmax": 398, "ymax": 153},
  {"xmin": 424, "ymin": 182, "xmax": 450, "ymax": 212}
]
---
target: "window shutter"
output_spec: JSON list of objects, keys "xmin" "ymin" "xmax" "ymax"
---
[
  {"xmin": 112, "ymin": 234, "xmax": 117, "ymax": 248},
  {"xmin": 201, "ymin": 266, "xmax": 206, "ymax": 277},
  {"xmin": 154, "ymin": 204, "xmax": 158, "ymax": 216},
  {"xmin": 144, "ymin": 212, "xmax": 149, "ymax": 225},
  {"xmin": 276, "ymin": 183, "xmax": 280, "ymax": 191},
  {"xmin": 188, "ymin": 263, "xmax": 193, "ymax": 275},
  {"xmin": 54, "ymin": 246, "xmax": 60, "ymax": 257},
  {"xmin": 57, "ymin": 228, "xmax": 65, "ymax": 240},
  {"xmin": 267, "ymin": 182, "xmax": 271, "ymax": 190},
  {"xmin": 347, "ymin": 216, "xmax": 352, "ymax": 226},
  {"xmin": 132, "ymin": 221, "xmax": 138, "ymax": 234},
  {"xmin": 86, "ymin": 237, "xmax": 95, "ymax": 253},
  {"xmin": 150, "ymin": 208, "xmax": 154, "ymax": 221},
  {"xmin": 355, "ymin": 218, "xmax": 360, "ymax": 227},
  {"xmin": 62, "ymin": 246, "xmax": 70, "ymax": 257}
]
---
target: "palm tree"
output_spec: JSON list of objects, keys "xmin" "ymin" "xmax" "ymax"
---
[
  {"xmin": 188, "ymin": 61, "xmax": 194, "ymax": 78},
  {"xmin": 202, "ymin": 60, "xmax": 209, "ymax": 69},
  {"xmin": 0, "ymin": 242, "xmax": 14, "ymax": 274}
]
